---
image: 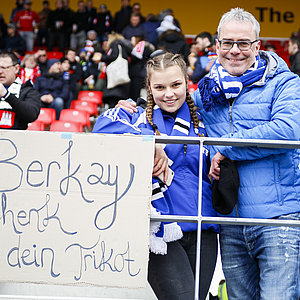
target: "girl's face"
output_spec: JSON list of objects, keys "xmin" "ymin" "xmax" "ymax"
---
[
  {"xmin": 25, "ymin": 56, "xmax": 36, "ymax": 68},
  {"xmin": 149, "ymin": 65, "xmax": 187, "ymax": 113}
]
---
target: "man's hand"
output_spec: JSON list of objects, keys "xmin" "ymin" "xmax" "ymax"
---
[
  {"xmin": 40, "ymin": 94, "xmax": 54, "ymax": 104},
  {"xmin": 153, "ymin": 144, "xmax": 169, "ymax": 183},
  {"xmin": 0, "ymin": 83, "xmax": 7, "ymax": 98},
  {"xmin": 209, "ymin": 151, "xmax": 227, "ymax": 180},
  {"xmin": 116, "ymin": 100, "xmax": 138, "ymax": 114}
]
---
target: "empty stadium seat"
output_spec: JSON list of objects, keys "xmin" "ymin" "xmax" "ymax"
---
[
  {"xmin": 49, "ymin": 120, "xmax": 83, "ymax": 132},
  {"xmin": 59, "ymin": 109, "xmax": 91, "ymax": 128},
  {"xmin": 36, "ymin": 108, "xmax": 56, "ymax": 127},
  {"xmin": 77, "ymin": 91, "xmax": 103, "ymax": 106},
  {"xmin": 27, "ymin": 120, "xmax": 45, "ymax": 131},
  {"xmin": 70, "ymin": 100, "xmax": 98, "ymax": 116}
]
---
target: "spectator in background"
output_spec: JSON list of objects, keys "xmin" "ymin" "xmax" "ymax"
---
[
  {"xmin": 36, "ymin": 0, "xmax": 51, "ymax": 47},
  {"xmin": 35, "ymin": 58, "xmax": 69, "ymax": 119},
  {"xmin": 189, "ymin": 32, "xmax": 217, "ymax": 83},
  {"xmin": 85, "ymin": 0, "xmax": 97, "ymax": 31},
  {"xmin": 95, "ymin": 4, "xmax": 113, "ymax": 43},
  {"xmin": 0, "ymin": 51, "xmax": 41, "ymax": 130},
  {"xmin": 156, "ymin": 15, "xmax": 180, "ymax": 38},
  {"xmin": 265, "ymin": 43, "xmax": 276, "ymax": 52},
  {"xmin": 288, "ymin": 33, "xmax": 300, "ymax": 76},
  {"xmin": 132, "ymin": 2, "xmax": 145, "ymax": 23},
  {"xmin": 4, "ymin": 23, "xmax": 26, "ymax": 57},
  {"xmin": 129, "ymin": 35, "xmax": 154, "ymax": 101},
  {"xmin": 0, "ymin": 14, "xmax": 7, "ymax": 50},
  {"xmin": 113, "ymin": 0, "xmax": 132, "ymax": 33},
  {"xmin": 101, "ymin": 33, "xmax": 132, "ymax": 108},
  {"xmin": 47, "ymin": 0, "xmax": 68, "ymax": 52},
  {"xmin": 13, "ymin": 0, "xmax": 40, "ymax": 52},
  {"xmin": 122, "ymin": 13, "xmax": 146, "ymax": 41},
  {"xmin": 158, "ymin": 8, "xmax": 181, "ymax": 31},
  {"xmin": 80, "ymin": 30, "xmax": 102, "ymax": 59},
  {"xmin": 62, "ymin": 0, "xmax": 74, "ymax": 48},
  {"xmin": 19, "ymin": 53, "xmax": 41, "ymax": 83},
  {"xmin": 142, "ymin": 14, "xmax": 159, "ymax": 47},
  {"xmin": 10, "ymin": 0, "xmax": 24, "ymax": 23},
  {"xmin": 70, "ymin": 0, "xmax": 89, "ymax": 50},
  {"xmin": 157, "ymin": 27, "xmax": 190, "ymax": 65},
  {"xmin": 64, "ymin": 48, "xmax": 83, "ymax": 99},
  {"xmin": 35, "ymin": 48, "xmax": 48, "ymax": 75}
]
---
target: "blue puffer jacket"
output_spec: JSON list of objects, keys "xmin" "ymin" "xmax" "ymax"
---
[{"xmin": 193, "ymin": 51, "xmax": 300, "ymax": 219}]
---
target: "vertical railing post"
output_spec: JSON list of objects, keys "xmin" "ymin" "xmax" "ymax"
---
[{"xmin": 194, "ymin": 139, "xmax": 204, "ymax": 300}]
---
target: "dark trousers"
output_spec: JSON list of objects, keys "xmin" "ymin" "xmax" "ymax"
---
[{"xmin": 148, "ymin": 230, "xmax": 218, "ymax": 300}]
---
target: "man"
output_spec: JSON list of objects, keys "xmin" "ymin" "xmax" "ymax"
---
[
  {"xmin": 189, "ymin": 31, "xmax": 217, "ymax": 83},
  {"xmin": 0, "ymin": 51, "xmax": 41, "ymax": 129},
  {"xmin": 34, "ymin": 58, "xmax": 69, "ymax": 119},
  {"xmin": 4, "ymin": 23, "xmax": 26, "ymax": 56},
  {"xmin": 36, "ymin": 0, "xmax": 51, "ymax": 47},
  {"xmin": 47, "ymin": 0, "xmax": 71, "ymax": 51},
  {"xmin": 192, "ymin": 8, "xmax": 300, "ymax": 300},
  {"xmin": 34, "ymin": 48, "xmax": 48, "ymax": 75},
  {"xmin": 121, "ymin": 13, "xmax": 145, "ymax": 41},
  {"xmin": 288, "ymin": 33, "xmax": 300, "ymax": 76},
  {"xmin": 13, "ymin": 0, "xmax": 40, "ymax": 51},
  {"xmin": 70, "ymin": 0, "xmax": 89, "ymax": 50},
  {"xmin": 113, "ymin": 0, "xmax": 132, "ymax": 33}
]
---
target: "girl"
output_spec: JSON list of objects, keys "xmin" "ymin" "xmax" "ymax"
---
[{"xmin": 92, "ymin": 52, "xmax": 219, "ymax": 300}]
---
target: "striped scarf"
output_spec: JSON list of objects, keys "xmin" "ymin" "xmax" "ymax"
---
[
  {"xmin": 149, "ymin": 102, "xmax": 199, "ymax": 255},
  {"xmin": 198, "ymin": 55, "xmax": 266, "ymax": 112}
]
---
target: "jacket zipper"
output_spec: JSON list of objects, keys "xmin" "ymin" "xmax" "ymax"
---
[{"xmin": 229, "ymin": 99, "xmax": 239, "ymax": 217}]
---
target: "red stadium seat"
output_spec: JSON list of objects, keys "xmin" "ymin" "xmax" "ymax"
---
[
  {"xmin": 27, "ymin": 120, "xmax": 45, "ymax": 131},
  {"xmin": 47, "ymin": 51, "xmax": 64, "ymax": 60},
  {"xmin": 59, "ymin": 109, "xmax": 91, "ymax": 128},
  {"xmin": 36, "ymin": 108, "xmax": 56, "ymax": 127},
  {"xmin": 49, "ymin": 120, "xmax": 83, "ymax": 132},
  {"xmin": 70, "ymin": 100, "xmax": 98, "ymax": 116},
  {"xmin": 188, "ymin": 81, "xmax": 198, "ymax": 94},
  {"xmin": 77, "ymin": 91, "xmax": 103, "ymax": 106}
]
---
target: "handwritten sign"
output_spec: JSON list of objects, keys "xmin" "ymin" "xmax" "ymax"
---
[{"xmin": 0, "ymin": 131, "xmax": 154, "ymax": 288}]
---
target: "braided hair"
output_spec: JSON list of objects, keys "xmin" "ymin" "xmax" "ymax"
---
[{"xmin": 145, "ymin": 52, "xmax": 203, "ymax": 137}]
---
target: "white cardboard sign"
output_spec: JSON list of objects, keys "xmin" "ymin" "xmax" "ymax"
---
[{"xmin": 0, "ymin": 131, "xmax": 154, "ymax": 288}]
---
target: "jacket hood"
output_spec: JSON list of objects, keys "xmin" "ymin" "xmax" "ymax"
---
[{"xmin": 159, "ymin": 30, "xmax": 185, "ymax": 43}]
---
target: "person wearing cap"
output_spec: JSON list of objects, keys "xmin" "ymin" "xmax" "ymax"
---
[
  {"xmin": 0, "ymin": 51, "xmax": 41, "ymax": 130},
  {"xmin": 34, "ymin": 58, "xmax": 69, "ymax": 119},
  {"xmin": 13, "ymin": 0, "xmax": 40, "ymax": 51},
  {"xmin": 4, "ymin": 23, "xmax": 26, "ymax": 56}
]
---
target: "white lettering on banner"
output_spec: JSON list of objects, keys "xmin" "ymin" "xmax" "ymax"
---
[{"xmin": 0, "ymin": 131, "xmax": 154, "ymax": 288}]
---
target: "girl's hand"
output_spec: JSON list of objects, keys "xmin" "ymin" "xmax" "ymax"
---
[
  {"xmin": 115, "ymin": 100, "xmax": 138, "ymax": 114},
  {"xmin": 153, "ymin": 144, "xmax": 169, "ymax": 183}
]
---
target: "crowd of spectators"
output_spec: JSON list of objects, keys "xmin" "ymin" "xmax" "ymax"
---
[{"xmin": 0, "ymin": 0, "xmax": 299, "ymax": 117}]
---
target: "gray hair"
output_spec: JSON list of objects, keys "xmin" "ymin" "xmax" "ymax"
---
[{"xmin": 217, "ymin": 7, "xmax": 260, "ymax": 39}]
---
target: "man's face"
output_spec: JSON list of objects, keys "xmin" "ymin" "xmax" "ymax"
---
[
  {"xmin": 195, "ymin": 37, "xmax": 209, "ymax": 52},
  {"xmin": 38, "ymin": 51, "xmax": 47, "ymax": 63},
  {"xmin": 49, "ymin": 61, "xmax": 61, "ymax": 74},
  {"xmin": 66, "ymin": 50, "xmax": 76, "ymax": 62},
  {"xmin": 130, "ymin": 16, "xmax": 140, "ymax": 27},
  {"xmin": 0, "ymin": 57, "xmax": 19, "ymax": 86},
  {"xmin": 216, "ymin": 21, "xmax": 260, "ymax": 76}
]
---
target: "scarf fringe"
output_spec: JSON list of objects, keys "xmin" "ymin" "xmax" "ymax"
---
[
  {"xmin": 163, "ymin": 222, "xmax": 183, "ymax": 242},
  {"xmin": 149, "ymin": 234, "xmax": 167, "ymax": 255}
]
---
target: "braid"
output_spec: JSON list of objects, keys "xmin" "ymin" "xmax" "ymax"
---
[
  {"xmin": 186, "ymin": 90, "xmax": 204, "ymax": 137},
  {"xmin": 146, "ymin": 87, "xmax": 160, "ymax": 135}
]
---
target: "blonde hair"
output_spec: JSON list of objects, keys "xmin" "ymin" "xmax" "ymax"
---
[
  {"xmin": 145, "ymin": 52, "xmax": 203, "ymax": 137},
  {"xmin": 107, "ymin": 33, "xmax": 125, "ymax": 49}
]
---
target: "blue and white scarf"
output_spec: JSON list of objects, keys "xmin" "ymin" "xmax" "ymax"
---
[
  {"xmin": 198, "ymin": 55, "xmax": 266, "ymax": 112},
  {"xmin": 150, "ymin": 101, "xmax": 200, "ymax": 255}
]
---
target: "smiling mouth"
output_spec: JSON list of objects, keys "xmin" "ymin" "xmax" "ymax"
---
[{"xmin": 163, "ymin": 99, "xmax": 177, "ymax": 104}]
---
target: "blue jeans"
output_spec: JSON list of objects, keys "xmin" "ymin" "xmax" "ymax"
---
[{"xmin": 220, "ymin": 212, "xmax": 300, "ymax": 300}]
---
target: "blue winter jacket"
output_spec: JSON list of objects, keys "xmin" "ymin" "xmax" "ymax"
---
[
  {"xmin": 193, "ymin": 51, "xmax": 300, "ymax": 219},
  {"xmin": 92, "ymin": 106, "xmax": 219, "ymax": 233}
]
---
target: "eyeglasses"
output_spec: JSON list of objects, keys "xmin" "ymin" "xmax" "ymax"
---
[
  {"xmin": 0, "ymin": 64, "xmax": 17, "ymax": 70},
  {"xmin": 218, "ymin": 39, "xmax": 258, "ymax": 51}
]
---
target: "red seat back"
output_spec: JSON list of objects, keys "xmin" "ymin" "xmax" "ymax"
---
[{"xmin": 49, "ymin": 120, "xmax": 83, "ymax": 132}]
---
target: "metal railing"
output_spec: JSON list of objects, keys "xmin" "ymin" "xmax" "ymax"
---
[{"xmin": 152, "ymin": 136, "xmax": 300, "ymax": 300}]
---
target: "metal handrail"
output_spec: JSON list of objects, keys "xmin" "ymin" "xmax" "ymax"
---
[{"xmin": 152, "ymin": 136, "xmax": 300, "ymax": 300}]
